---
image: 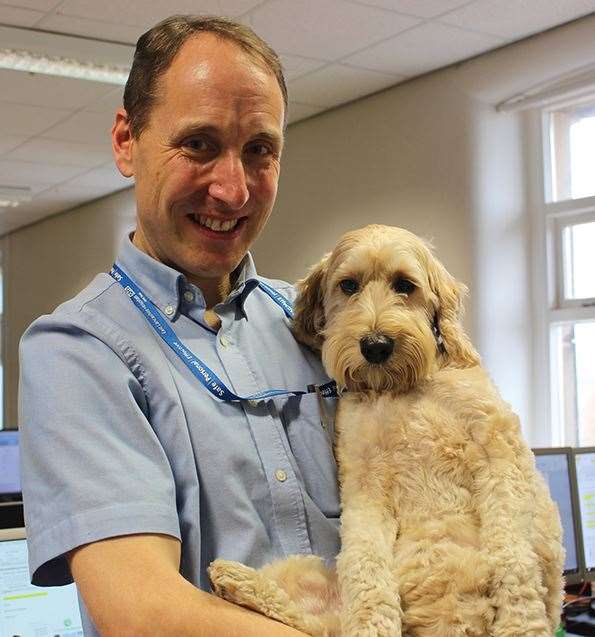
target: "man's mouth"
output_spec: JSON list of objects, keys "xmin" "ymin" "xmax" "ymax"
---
[{"xmin": 189, "ymin": 214, "xmax": 242, "ymax": 233}]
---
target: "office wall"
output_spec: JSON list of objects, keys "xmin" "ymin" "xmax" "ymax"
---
[{"xmin": 2, "ymin": 189, "xmax": 135, "ymax": 425}]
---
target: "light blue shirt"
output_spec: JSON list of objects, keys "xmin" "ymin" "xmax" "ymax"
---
[{"xmin": 19, "ymin": 236, "xmax": 340, "ymax": 636}]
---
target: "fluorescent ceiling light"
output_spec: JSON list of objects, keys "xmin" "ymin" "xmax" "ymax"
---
[
  {"xmin": 0, "ymin": 48, "xmax": 129, "ymax": 85},
  {"xmin": 0, "ymin": 186, "xmax": 32, "ymax": 209}
]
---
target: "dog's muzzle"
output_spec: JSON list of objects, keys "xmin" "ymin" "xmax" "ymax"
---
[{"xmin": 360, "ymin": 334, "xmax": 395, "ymax": 364}]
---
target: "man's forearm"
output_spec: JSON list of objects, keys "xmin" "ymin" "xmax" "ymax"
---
[{"xmin": 110, "ymin": 571, "xmax": 307, "ymax": 637}]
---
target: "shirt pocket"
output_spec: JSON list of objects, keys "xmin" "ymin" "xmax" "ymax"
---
[{"xmin": 280, "ymin": 393, "xmax": 340, "ymax": 519}]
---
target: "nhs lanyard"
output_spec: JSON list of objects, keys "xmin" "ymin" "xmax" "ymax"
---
[{"xmin": 110, "ymin": 264, "xmax": 337, "ymax": 402}]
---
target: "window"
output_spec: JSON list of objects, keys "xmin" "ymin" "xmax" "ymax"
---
[{"xmin": 545, "ymin": 101, "xmax": 595, "ymax": 446}]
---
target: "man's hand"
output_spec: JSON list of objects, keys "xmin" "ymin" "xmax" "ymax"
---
[{"xmin": 68, "ymin": 533, "xmax": 308, "ymax": 636}]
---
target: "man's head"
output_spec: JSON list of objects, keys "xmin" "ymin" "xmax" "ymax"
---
[
  {"xmin": 123, "ymin": 15, "xmax": 288, "ymax": 139},
  {"xmin": 112, "ymin": 16, "xmax": 287, "ymax": 304}
]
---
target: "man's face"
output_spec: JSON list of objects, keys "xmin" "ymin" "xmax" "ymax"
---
[{"xmin": 114, "ymin": 34, "xmax": 285, "ymax": 285}]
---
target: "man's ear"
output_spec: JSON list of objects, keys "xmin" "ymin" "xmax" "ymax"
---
[
  {"xmin": 112, "ymin": 108, "xmax": 135, "ymax": 178},
  {"xmin": 292, "ymin": 254, "xmax": 330, "ymax": 351}
]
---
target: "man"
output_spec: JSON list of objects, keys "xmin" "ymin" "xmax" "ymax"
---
[{"xmin": 19, "ymin": 16, "xmax": 339, "ymax": 636}]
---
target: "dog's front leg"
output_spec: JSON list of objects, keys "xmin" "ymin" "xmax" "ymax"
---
[
  {"xmin": 338, "ymin": 489, "xmax": 402, "ymax": 637},
  {"xmin": 468, "ymin": 418, "xmax": 551, "ymax": 637}
]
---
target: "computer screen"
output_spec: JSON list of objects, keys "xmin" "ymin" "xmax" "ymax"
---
[
  {"xmin": 0, "ymin": 431, "xmax": 20, "ymax": 498},
  {"xmin": 533, "ymin": 448, "xmax": 582, "ymax": 581},
  {"xmin": 574, "ymin": 448, "xmax": 595, "ymax": 576},
  {"xmin": 0, "ymin": 528, "xmax": 83, "ymax": 637}
]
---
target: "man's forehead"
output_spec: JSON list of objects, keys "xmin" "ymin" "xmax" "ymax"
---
[
  {"xmin": 153, "ymin": 34, "xmax": 285, "ymax": 128},
  {"xmin": 163, "ymin": 34, "xmax": 275, "ymax": 92}
]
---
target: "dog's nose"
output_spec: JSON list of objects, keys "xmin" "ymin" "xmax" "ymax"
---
[{"xmin": 360, "ymin": 335, "xmax": 394, "ymax": 364}]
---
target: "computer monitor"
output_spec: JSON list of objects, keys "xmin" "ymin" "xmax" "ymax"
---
[
  {"xmin": 0, "ymin": 430, "xmax": 21, "ymax": 502},
  {"xmin": 533, "ymin": 447, "xmax": 584, "ymax": 584},
  {"xmin": 0, "ymin": 528, "xmax": 83, "ymax": 637},
  {"xmin": 572, "ymin": 447, "xmax": 595, "ymax": 581}
]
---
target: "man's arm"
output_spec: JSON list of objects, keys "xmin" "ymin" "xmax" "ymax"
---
[{"xmin": 68, "ymin": 533, "xmax": 307, "ymax": 637}]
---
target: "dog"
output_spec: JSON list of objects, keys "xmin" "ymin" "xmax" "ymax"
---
[{"xmin": 208, "ymin": 225, "xmax": 564, "ymax": 636}]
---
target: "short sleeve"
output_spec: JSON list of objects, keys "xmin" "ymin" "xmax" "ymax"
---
[{"xmin": 19, "ymin": 315, "xmax": 181, "ymax": 586}]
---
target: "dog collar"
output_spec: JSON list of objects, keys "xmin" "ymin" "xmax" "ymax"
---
[{"xmin": 432, "ymin": 314, "xmax": 447, "ymax": 355}]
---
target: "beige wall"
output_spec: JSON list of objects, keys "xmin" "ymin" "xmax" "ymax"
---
[
  {"xmin": 5, "ymin": 14, "xmax": 595, "ymax": 439},
  {"xmin": 2, "ymin": 189, "xmax": 135, "ymax": 425}
]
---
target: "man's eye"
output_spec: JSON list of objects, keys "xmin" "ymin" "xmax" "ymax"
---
[
  {"xmin": 392, "ymin": 277, "xmax": 416, "ymax": 295},
  {"xmin": 247, "ymin": 143, "xmax": 271, "ymax": 156},
  {"xmin": 184, "ymin": 138, "xmax": 211, "ymax": 152},
  {"xmin": 339, "ymin": 279, "xmax": 359, "ymax": 295}
]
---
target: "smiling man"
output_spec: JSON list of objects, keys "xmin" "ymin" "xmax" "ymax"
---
[{"xmin": 19, "ymin": 16, "xmax": 339, "ymax": 637}]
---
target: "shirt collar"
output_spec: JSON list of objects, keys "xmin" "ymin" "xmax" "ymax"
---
[
  {"xmin": 114, "ymin": 234, "xmax": 261, "ymax": 320},
  {"xmin": 227, "ymin": 252, "xmax": 260, "ymax": 316}
]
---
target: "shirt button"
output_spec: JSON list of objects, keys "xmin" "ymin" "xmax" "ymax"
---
[
  {"xmin": 164, "ymin": 305, "xmax": 175, "ymax": 316},
  {"xmin": 183, "ymin": 290, "xmax": 194, "ymax": 302},
  {"xmin": 219, "ymin": 335, "xmax": 230, "ymax": 348},
  {"xmin": 275, "ymin": 469, "xmax": 287, "ymax": 482}
]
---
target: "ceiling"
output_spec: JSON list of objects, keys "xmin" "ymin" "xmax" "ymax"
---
[{"xmin": 1, "ymin": 0, "xmax": 595, "ymax": 236}]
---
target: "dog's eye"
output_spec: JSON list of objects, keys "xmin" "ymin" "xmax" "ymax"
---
[
  {"xmin": 339, "ymin": 279, "xmax": 359, "ymax": 295},
  {"xmin": 393, "ymin": 277, "xmax": 416, "ymax": 295}
]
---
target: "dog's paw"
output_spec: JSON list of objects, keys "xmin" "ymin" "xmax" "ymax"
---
[
  {"xmin": 208, "ymin": 559, "xmax": 258, "ymax": 602},
  {"xmin": 343, "ymin": 607, "xmax": 403, "ymax": 637},
  {"xmin": 346, "ymin": 623, "xmax": 402, "ymax": 637}
]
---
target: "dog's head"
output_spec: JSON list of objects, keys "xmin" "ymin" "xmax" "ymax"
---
[{"xmin": 292, "ymin": 225, "xmax": 479, "ymax": 393}]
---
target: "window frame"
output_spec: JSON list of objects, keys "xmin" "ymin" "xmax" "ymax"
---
[{"xmin": 541, "ymin": 106, "xmax": 595, "ymax": 445}]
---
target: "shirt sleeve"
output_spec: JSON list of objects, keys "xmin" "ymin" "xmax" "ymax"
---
[{"xmin": 19, "ymin": 313, "xmax": 181, "ymax": 586}]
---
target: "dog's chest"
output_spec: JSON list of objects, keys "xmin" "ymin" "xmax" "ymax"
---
[{"xmin": 335, "ymin": 387, "xmax": 478, "ymax": 514}]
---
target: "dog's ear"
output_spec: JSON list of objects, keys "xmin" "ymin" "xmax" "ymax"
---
[
  {"xmin": 292, "ymin": 253, "xmax": 330, "ymax": 351},
  {"xmin": 426, "ymin": 255, "xmax": 480, "ymax": 368}
]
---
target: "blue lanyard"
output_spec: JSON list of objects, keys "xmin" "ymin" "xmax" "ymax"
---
[{"xmin": 110, "ymin": 264, "xmax": 337, "ymax": 402}]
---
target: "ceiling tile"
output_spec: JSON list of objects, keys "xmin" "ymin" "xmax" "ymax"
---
[
  {"xmin": 8, "ymin": 138, "xmax": 112, "ymax": 168},
  {"xmin": 0, "ymin": 134, "xmax": 28, "ymax": 156},
  {"xmin": 289, "ymin": 63, "xmax": 403, "ymax": 108},
  {"xmin": 345, "ymin": 21, "xmax": 504, "ymax": 76},
  {"xmin": 0, "ymin": 102, "xmax": 71, "ymax": 136},
  {"xmin": 0, "ymin": 158, "xmax": 88, "ymax": 186},
  {"xmin": 0, "ymin": 4, "xmax": 44, "ymax": 26},
  {"xmin": 0, "ymin": 69, "xmax": 120, "ymax": 110},
  {"xmin": 55, "ymin": 0, "xmax": 223, "ymax": 27},
  {"xmin": 347, "ymin": 0, "xmax": 474, "ymax": 19},
  {"xmin": 41, "ymin": 111, "xmax": 115, "ymax": 148},
  {"xmin": 82, "ymin": 87, "xmax": 124, "ymax": 115},
  {"xmin": 0, "ymin": 195, "xmax": 89, "ymax": 236},
  {"xmin": 287, "ymin": 102, "xmax": 326, "ymax": 124},
  {"xmin": 440, "ymin": 0, "xmax": 595, "ymax": 39},
  {"xmin": 218, "ymin": 0, "xmax": 268, "ymax": 17},
  {"xmin": 250, "ymin": 0, "xmax": 421, "ymax": 60},
  {"xmin": 34, "ymin": 13, "xmax": 142, "ymax": 44},
  {"xmin": 33, "ymin": 181, "xmax": 118, "ymax": 206},
  {"xmin": 280, "ymin": 54, "xmax": 328, "ymax": 81},
  {"xmin": 73, "ymin": 164, "xmax": 133, "ymax": 190},
  {"xmin": 0, "ymin": 0, "xmax": 62, "ymax": 10}
]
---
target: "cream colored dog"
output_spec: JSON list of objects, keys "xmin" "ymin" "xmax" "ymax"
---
[{"xmin": 209, "ymin": 225, "xmax": 564, "ymax": 637}]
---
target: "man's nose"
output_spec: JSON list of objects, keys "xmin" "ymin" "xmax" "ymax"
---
[{"xmin": 207, "ymin": 152, "xmax": 250, "ymax": 210}]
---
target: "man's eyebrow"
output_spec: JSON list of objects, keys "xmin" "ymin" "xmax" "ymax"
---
[
  {"xmin": 171, "ymin": 122, "xmax": 284, "ymax": 149},
  {"xmin": 171, "ymin": 122, "xmax": 219, "ymax": 138},
  {"xmin": 251, "ymin": 130, "xmax": 284, "ymax": 150}
]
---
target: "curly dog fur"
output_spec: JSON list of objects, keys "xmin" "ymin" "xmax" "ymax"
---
[{"xmin": 209, "ymin": 225, "xmax": 564, "ymax": 636}]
